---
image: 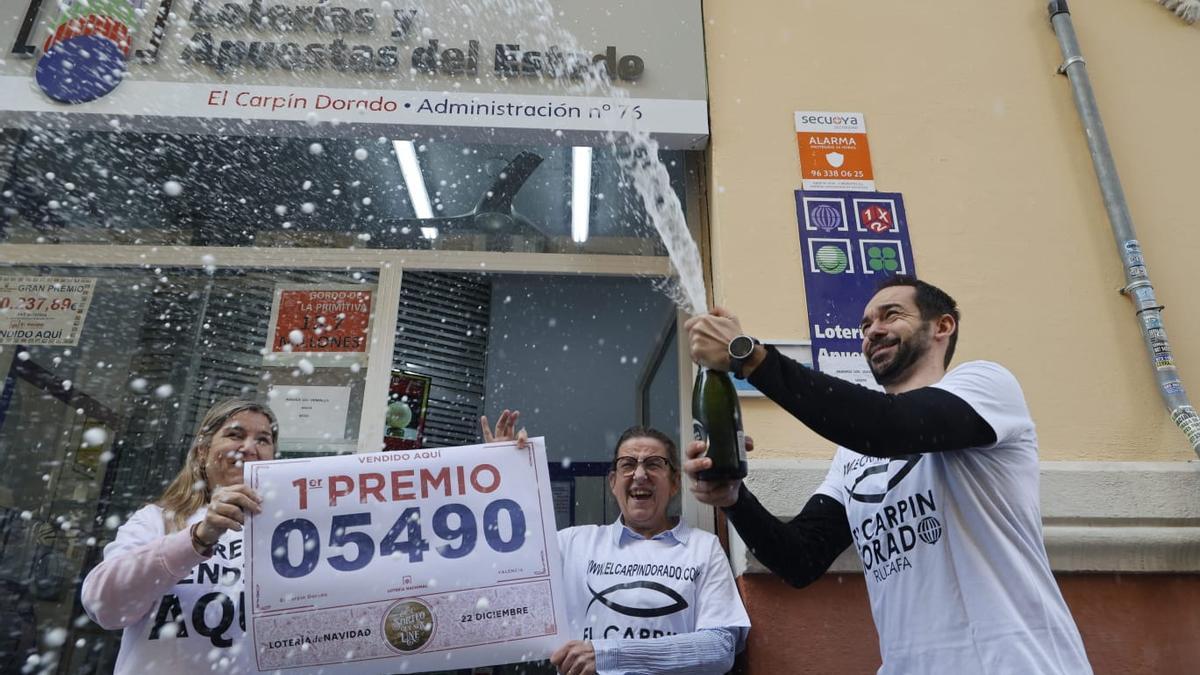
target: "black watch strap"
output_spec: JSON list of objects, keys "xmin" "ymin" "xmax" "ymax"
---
[{"xmin": 729, "ymin": 336, "xmax": 761, "ymax": 380}]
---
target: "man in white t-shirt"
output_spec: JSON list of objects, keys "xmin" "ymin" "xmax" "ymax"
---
[
  {"xmin": 682, "ymin": 276, "xmax": 1092, "ymax": 674},
  {"xmin": 482, "ymin": 416, "xmax": 750, "ymax": 675}
]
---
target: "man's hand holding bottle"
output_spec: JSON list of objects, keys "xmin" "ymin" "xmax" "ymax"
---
[{"xmin": 684, "ymin": 435, "xmax": 754, "ymax": 508}]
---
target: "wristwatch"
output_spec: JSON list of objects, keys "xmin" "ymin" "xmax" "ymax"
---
[{"xmin": 728, "ymin": 335, "xmax": 761, "ymax": 380}]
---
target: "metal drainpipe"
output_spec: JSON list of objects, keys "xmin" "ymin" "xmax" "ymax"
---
[{"xmin": 1047, "ymin": 0, "xmax": 1200, "ymax": 457}]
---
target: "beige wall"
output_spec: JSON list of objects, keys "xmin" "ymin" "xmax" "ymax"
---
[{"xmin": 703, "ymin": 0, "xmax": 1200, "ymax": 461}]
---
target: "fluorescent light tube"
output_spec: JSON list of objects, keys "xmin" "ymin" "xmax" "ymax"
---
[
  {"xmin": 571, "ymin": 146, "xmax": 592, "ymax": 244},
  {"xmin": 393, "ymin": 140, "xmax": 434, "ymax": 220}
]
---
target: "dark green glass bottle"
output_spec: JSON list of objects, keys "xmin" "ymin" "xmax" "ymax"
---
[{"xmin": 692, "ymin": 366, "xmax": 748, "ymax": 480}]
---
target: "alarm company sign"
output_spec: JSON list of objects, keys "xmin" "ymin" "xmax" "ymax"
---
[{"xmin": 794, "ymin": 110, "xmax": 876, "ymax": 192}]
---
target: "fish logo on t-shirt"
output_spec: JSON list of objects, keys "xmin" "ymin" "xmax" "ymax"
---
[
  {"xmin": 847, "ymin": 454, "xmax": 922, "ymax": 503},
  {"xmin": 586, "ymin": 581, "xmax": 688, "ymax": 618}
]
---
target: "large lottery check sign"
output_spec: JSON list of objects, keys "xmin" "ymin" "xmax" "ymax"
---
[{"xmin": 245, "ymin": 438, "xmax": 567, "ymax": 673}]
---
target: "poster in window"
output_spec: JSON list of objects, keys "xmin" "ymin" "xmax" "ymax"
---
[
  {"xmin": 73, "ymin": 417, "xmax": 110, "ymax": 476},
  {"xmin": 0, "ymin": 276, "xmax": 96, "ymax": 346},
  {"xmin": 384, "ymin": 370, "xmax": 432, "ymax": 450},
  {"xmin": 265, "ymin": 285, "xmax": 374, "ymax": 365}
]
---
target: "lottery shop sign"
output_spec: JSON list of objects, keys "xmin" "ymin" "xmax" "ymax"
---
[
  {"xmin": 794, "ymin": 190, "xmax": 915, "ymax": 384},
  {"xmin": 244, "ymin": 438, "xmax": 567, "ymax": 673},
  {"xmin": 267, "ymin": 285, "xmax": 373, "ymax": 356}
]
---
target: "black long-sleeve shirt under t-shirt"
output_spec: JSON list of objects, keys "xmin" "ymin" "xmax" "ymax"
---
[{"xmin": 724, "ymin": 345, "xmax": 997, "ymax": 587}]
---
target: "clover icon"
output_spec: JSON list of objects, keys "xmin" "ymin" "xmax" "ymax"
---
[{"xmin": 866, "ymin": 245, "xmax": 900, "ymax": 272}]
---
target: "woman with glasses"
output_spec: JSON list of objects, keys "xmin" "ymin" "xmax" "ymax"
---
[
  {"xmin": 482, "ymin": 411, "xmax": 750, "ymax": 675},
  {"xmin": 81, "ymin": 399, "xmax": 277, "ymax": 674}
]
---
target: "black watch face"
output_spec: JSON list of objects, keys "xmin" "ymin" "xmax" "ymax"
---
[{"xmin": 730, "ymin": 336, "xmax": 754, "ymax": 359}]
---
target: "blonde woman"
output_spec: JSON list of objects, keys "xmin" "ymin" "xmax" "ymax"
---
[{"xmin": 82, "ymin": 399, "xmax": 277, "ymax": 673}]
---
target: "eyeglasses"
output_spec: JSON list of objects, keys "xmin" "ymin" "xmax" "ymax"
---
[{"xmin": 613, "ymin": 456, "xmax": 673, "ymax": 476}]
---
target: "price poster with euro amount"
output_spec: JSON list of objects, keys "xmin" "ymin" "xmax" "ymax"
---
[
  {"xmin": 0, "ymin": 276, "xmax": 96, "ymax": 346},
  {"xmin": 244, "ymin": 438, "xmax": 568, "ymax": 673}
]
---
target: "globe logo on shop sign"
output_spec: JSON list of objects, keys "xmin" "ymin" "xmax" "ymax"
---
[
  {"xmin": 917, "ymin": 516, "xmax": 943, "ymax": 545},
  {"xmin": 810, "ymin": 204, "xmax": 842, "ymax": 232},
  {"xmin": 35, "ymin": 0, "xmax": 137, "ymax": 104},
  {"xmin": 814, "ymin": 245, "xmax": 849, "ymax": 274}
]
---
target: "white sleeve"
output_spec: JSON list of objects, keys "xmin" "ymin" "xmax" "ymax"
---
[
  {"xmin": 81, "ymin": 505, "xmax": 205, "ymax": 629},
  {"xmin": 98, "ymin": 504, "xmax": 165, "ymax": 559},
  {"xmin": 556, "ymin": 526, "xmax": 574, "ymax": 564},
  {"xmin": 931, "ymin": 361, "xmax": 1034, "ymax": 448},
  {"xmin": 593, "ymin": 628, "xmax": 737, "ymax": 675},
  {"xmin": 692, "ymin": 534, "xmax": 750, "ymax": 647},
  {"xmin": 813, "ymin": 448, "xmax": 847, "ymax": 505}
]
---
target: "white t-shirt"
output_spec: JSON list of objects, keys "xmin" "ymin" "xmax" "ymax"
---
[
  {"xmin": 92, "ymin": 504, "xmax": 252, "ymax": 674},
  {"xmin": 815, "ymin": 361, "xmax": 1091, "ymax": 674},
  {"xmin": 557, "ymin": 519, "xmax": 750, "ymax": 645}
]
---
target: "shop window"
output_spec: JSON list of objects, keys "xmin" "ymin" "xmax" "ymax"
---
[
  {"xmin": 0, "ymin": 263, "xmax": 681, "ymax": 672},
  {"xmin": 0, "ymin": 264, "xmax": 377, "ymax": 671},
  {"xmin": 394, "ymin": 272, "xmax": 492, "ymax": 448},
  {"xmin": 0, "ymin": 128, "xmax": 683, "ymax": 256}
]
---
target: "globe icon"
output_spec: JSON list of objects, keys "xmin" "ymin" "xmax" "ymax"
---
[
  {"xmin": 810, "ymin": 204, "xmax": 842, "ymax": 231},
  {"xmin": 814, "ymin": 245, "xmax": 848, "ymax": 274},
  {"xmin": 386, "ymin": 401, "xmax": 413, "ymax": 432},
  {"xmin": 917, "ymin": 516, "xmax": 943, "ymax": 545}
]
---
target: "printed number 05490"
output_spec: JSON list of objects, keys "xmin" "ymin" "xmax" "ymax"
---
[{"xmin": 270, "ymin": 499, "xmax": 526, "ymax": 579}]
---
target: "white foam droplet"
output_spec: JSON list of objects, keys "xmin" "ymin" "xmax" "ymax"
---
[{"xmin": 44, "ymin": 627, "xmax": 68, "ymax": 647}]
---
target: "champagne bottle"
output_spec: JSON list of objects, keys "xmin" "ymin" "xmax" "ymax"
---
[{"xmin": 692, "ymin": 366, "xmax": 748, "ymax": 480}]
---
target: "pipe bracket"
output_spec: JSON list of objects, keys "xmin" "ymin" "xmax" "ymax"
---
[
  {"xmin": 1122, "ymin": 279, "xmax": 1153, "ymax": 295},
  {"xmin": 1057, "ymin": 55, "xmax": 1085, "ymax": 75}
]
